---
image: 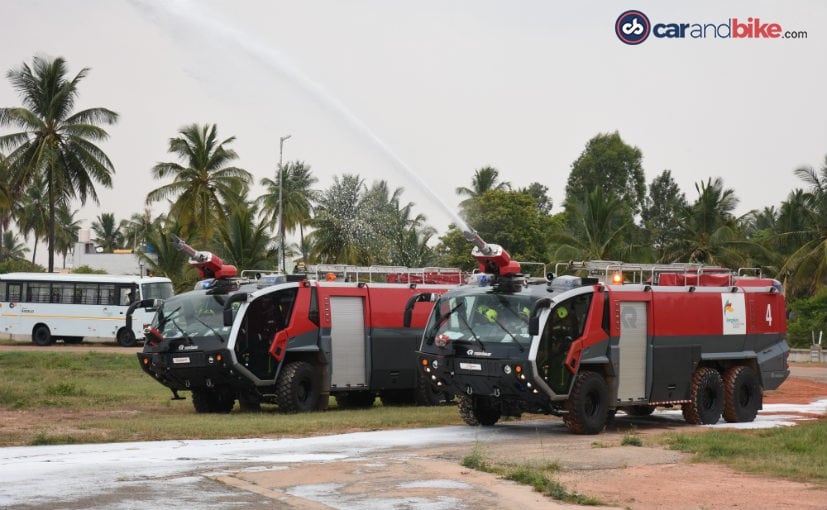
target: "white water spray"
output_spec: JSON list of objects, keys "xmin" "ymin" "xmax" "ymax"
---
[{"xmin": 129, "ymin": 0, "xmax": 472, "ymax": 235}]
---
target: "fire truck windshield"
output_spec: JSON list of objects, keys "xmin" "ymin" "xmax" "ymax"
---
[
  {"xmin": 424, "ymin": 292, "xmax": 533, "ymax": 350},
  {"xmin": 152, "ymin": 292, "xmax": 231, "ymax": 342}
]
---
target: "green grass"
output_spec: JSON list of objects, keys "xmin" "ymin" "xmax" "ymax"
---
[
  {"xmin": 0, "ymin": 350, "xmax": 463, "ymax": 446},
  {"xmin": 662, "ymin": 419, "xmax": 827, "ymax": 484}
]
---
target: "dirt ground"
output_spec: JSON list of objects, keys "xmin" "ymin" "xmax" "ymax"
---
[
  {"xmin": 3, "ymin": 342, "xmax": 827, "ymax": 509},
  {"xmin": 218, "ymin": 369, "xmax": 827, "ymax": 510}
]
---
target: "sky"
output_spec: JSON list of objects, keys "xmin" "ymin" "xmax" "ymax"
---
[{"xmin": 2, "ymin": 1, "xmax": 826, "ymax": 265}]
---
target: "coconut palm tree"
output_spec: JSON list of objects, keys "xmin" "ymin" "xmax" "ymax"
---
[
  {"xmin": 215, "ymin": 198, "xmax": 275, "ymax": 271},
  {"xmin": 779, "ymin": 157, "xmax": 827, "ymax": 296},
  {"xmin": 258, "ymin": 161, "xmax": 317, "ymax": 266},
  {"xmin": 455, "ymin": 166, "xmax": 510, "ymax": 208},
  {"xmin": 14, "ymin": 175, "xmax": 50, "ymax": 264},
  {"xmin": 91, "ymin": 212, "xmax": 124, "ymax": 253},
  {"xmin": 146, "ymin": 123, "xmax": 252, "ymax": 242},
  {"xmin": 0, "ymin": 55, "xmax": 118, "ymax": 272},
  {"xmin": 2, "ymin": 230, "xmax": 29, "ymax": 261},
  {"xmin": 54, "ymin": 203, "xmax": 81, "ymax": 269},
  {"xmin": 551, "ymin": 187, "xmax": 634, "ymax": 262}
]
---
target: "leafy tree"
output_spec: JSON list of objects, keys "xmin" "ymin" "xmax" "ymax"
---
[
  {"xmin": 120, "ymin": 208, "xmax": 155, "ymax": 252},
  {"xmin": 0, "ymin": 55, "xmax": 118, "ymax": 272},
  {"xmin": 91, "ymin": 212, "xmax": 123, "ymax": 253},
  {"xmin": 551, "ymin": 187, "xmax": 634, "ymax": 262},
  {"xmin": 455, "ymin": 166, "xmax": 511, "ymax": 210},
  {"xmin": 307, "ymin": 174, "xmax": 366, "ymax": 264},
  {"xmin": 641, "ymin": 170, "xmax": 689, "ymax": 262},
  {"xmin": 258, "ymin": 161, "xmax": 317, "ymax": 267},
  {"xmin": 663, "ymin": 177, "xmax": 763, "ymax": 268},
  {"xmin": 519, "ymin": 182, "xmax": 553, "ymax": 214},
  {"xmin": 564, "ymin": 131, "xmax": 646, "ymax": 215},
  {"xmin": 14, "ymin": 175, "xmax": 49, "ymax": 264},
  {"xmin": 1, "ymin": 230, "xmax": 29, "ymax": 261},
  {"xmin": 0, "ymin": 151, "xmax": 10, "ymax": 262},
  {"xmin": 787, "ymin": 289, "xmax": 827, "ymax": 348},
  {"xmin": 779, "ymin": 157, "xmax": 827, "ymax": 297},
  {"xmin": 137, "ymin": 223, "xmax": 196, "ymax": 292},
  {"xmin": 54, "ymin": 203, "xmax": 81, "ymax": 269},
  {"xmin": 435, "ymin": 189, "xmax": 554, "ymax": 274},
  {"xmin": 146, "ymin": 123, "xmax": 252, "ymax": 242},
  {"xmin": 215, "ymin": 193, "xmax": 275, "ymax": 270}
]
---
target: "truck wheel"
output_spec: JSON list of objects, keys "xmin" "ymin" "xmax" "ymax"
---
[
  {"xmin": 32, "ymin": 325, "xmax": 52, "ymax": 346},
  {"xmin": 624, "ymin": 405, "xmax": 656, "ymax": 416},
  {"xmin": 458, "ymin": 394, "xmax": 501, "ymax": 426},
  {"xmin": 336, "ymin": 391, "xmax": 376, "ymax": 409},
  {"xmin": 722, "ymin": 366, "xmax": 762, "ymax": 423},
  {"xmin": 682, "ymin": 367, "xmax": 724, "ymax": 425},
  {"xmin": 275, "ymin": 361, "xmax": 320, "ymax": 412},
  {"xmin": 564, "ymin": 371, "xmax": 610, "ymax": 434},
  {"xmin": 414, "ymin": 371, "xmax": 452, "ymax": 406},
  {"xmin": 191, "ymin": 387, "xmax": 235, "ymax": 413},
  {"xmin": 116, "ymin": 328, "xmax": 137, "ymax": 347}
]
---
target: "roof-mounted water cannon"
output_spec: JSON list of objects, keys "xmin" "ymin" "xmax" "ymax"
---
[
  {"xmin": 463, "ymin": 229, "xmax": 521, "ymax": 276},
  {"xmin": 170, "ymin": 234, "xmax": 238, "ymax": 279}
]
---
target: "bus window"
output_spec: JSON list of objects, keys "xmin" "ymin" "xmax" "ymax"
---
[
  {"xmin": 118, "ymin": 286, "xmax": 136, "ymax": 305},
  {"xmin": 28, "ymin": 282, "xmax": 50, "ymax": 303},
  {"xmin": 75, "ymin": 284, "xmax": 98, "ymax": 305}
]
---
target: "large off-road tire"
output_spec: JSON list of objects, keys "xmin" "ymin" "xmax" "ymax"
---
[
  {"xmin": 116, "ymin": 328, "xmax": 137, "ymax": 347},
  {"xmin": 32, "ymin": 325, "xmax": 52, "ymax": 346},
  {"xmin": 458, "ymin": 394, "xmax": 501, "ymax": 426},
  {"xmin": 191, "ymin": 387, "xmax": 235, "ymax": 413},
  {"xmin": 682, "ymin": 367, "xmax": 724, "ymax": 425},
  {"xmin": 238, "ymin": 390, "xmax": 262, "ymax": 412},
  {"xmin": 337, "ymin": 391, "xmax": 377, "ymax": 409},
  {"xmin": 564, "ymin": 371, "xmax": 610, "ymax": 434},
  {"xmin": 722, "ymin": 365, "xmax": 762, "ymax": 423},
  {"xmin": 414, "ymin": 371, "xmax": 453, "ymax": 406},
  {"xmin": 624, "ymin": 405, "xmax": 656, "ymax": 417},
  {"xmin": 275, "ymin": 361, "xmax": 320, "ymax": 412}
]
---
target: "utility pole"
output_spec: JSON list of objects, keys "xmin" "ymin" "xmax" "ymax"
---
[{"xmin": 278, "ymin": 134, "xmax": 292, "ymax": 273}]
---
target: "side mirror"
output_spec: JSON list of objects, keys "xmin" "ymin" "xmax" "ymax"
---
[
  {"xmin": 126, "ymin": 298, "xmax": 163, "ymax": 330},
  {"xmin": 403, "ymin": 293, "xmax": 437, "ymax": 327},
  {"xmin": 223, "ymin": 292, "xmax": 248, "ymax": 326}
]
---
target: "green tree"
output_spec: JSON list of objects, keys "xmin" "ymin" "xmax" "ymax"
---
[
  {"xmin": 564, "ymin": 131, "xmax": 646, "ymax": 215},
  {"xmin": 15, "ymin": 175, "xmax": 50, "ymax": 264},
  {"xmin": 120, "ymin": 208, "xmax": 154, "ymax": 252},
  {"xmin": 519, "ymin": 182, "xmax": 553, "ymax": 214},
  {"xmin": 455, "ymin": 166, "xmax": 511, "ymax": 209},
  {"xmin": 146, "ymin": 123, "xmax": 252, "ymax": 242},
  {"xmin": 1, "ymin": 230, "xmax": 29, "ymax": 261},
  {"xmin": 641, "ymin": 170, "xmax": 689, "ymax": 262},
  {"xmin": 779, "ymin": 157, "xmax": 827, "ymax": 297},
  {"xmin": 664, "ymin": 177, "xmax": 762, "ymax": 268},
  {"xmin": 308, "ymin": 174, "xmax": 366, "ymax": 264},
  {"xmin": 258, "ymin": 161, "xmax": 317, "ymax": 266},
  {"xmin": 91, "ymin": 212, "xmax": 123, "ymax": 253},
  {"xmin": 54, "ymin": 202, "xmax": 81, "ymax": 269},
  {"xmin": 0, "ymin": 151, "xmax": 11, "ymax": 262},
  {"xmin": 137, "ymin": 223, "xmax": 196, "ymax": 292},
  {"xmin": 215, "ymin": 193, "xmax": 275, "ymax": 270},
  {"xmin": 551, "ymin": 187, "xmax": 634, "ymax": 262},
  {"xmin": 0, "ymin": 55, "xmax": 118, "ymax": 272}
]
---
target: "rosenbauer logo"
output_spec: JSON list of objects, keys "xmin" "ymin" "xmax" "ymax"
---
[{"xmin": 615, "ymin": 9, "xmax": 808, "ymax": 45}]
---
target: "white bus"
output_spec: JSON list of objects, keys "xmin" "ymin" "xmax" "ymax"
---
[{"xmin": 0, "ymin": 273, "xmax": 174, "ymax": 347}]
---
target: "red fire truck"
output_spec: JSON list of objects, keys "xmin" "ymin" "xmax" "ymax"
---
[
  {"xmin": 129, "ymin": 237, "xmax": 463, "ymax": 413},
  {"xmin": 414, "ymin": 236, "xmax": 790, "ymax": 434}
]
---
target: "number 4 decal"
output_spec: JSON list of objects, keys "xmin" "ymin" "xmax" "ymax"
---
[{"xmin": 766, "ymin": 304, "xmax": 773, "ymax": 326}]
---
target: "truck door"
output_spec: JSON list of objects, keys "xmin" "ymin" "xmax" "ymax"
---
[
  {"xmin": 616, "ymin": 301, "xmax": 648, "ymax": 402},
  {"xmin": 330, "ymin": 296, "xmax": 367, "ymax": 389}
]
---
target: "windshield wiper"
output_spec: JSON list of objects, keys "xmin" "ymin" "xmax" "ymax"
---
[
  {"xmin": 453, "ymin": 303, "xmax": 486, "ymax": 353},
  {"xmin": 190, "ymin": 314, "xmax": 226, "ymax": 343}
]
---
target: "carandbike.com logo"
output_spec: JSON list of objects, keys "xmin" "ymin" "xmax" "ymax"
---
[{"xmin": 615, "ymin": 10, "xmax": 808, "ymax": 45}]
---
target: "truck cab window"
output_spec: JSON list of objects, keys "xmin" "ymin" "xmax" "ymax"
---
[{"xmin": 537, "ymin": 294, "xmax": 592, "ymax": 393}]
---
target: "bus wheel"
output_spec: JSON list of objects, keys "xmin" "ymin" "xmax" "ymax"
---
[
  {"xmin": 275, "ymin": 361, "xmax": 320, "ymax": 413},
  {"xmin": 722, "ymin": 366, "xmax": 762, "ymax": 423},
  {"xmin": 192, "ymin": 387, "xmax": 235, "ymax": 413},
  {"xmin": 116, "ymin": 328, "xmax": 137, "ymax": 347},
  {"xmin": 32, "ymin": 325, "xmax": 52, "ymax": 346},
  {"xmin": 564, "ymin": 371, "xmax": 610, "ymax": 434},
  {"xmin": 682, "ymin": 367, "xmax": 724, "ymax": 425}
]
